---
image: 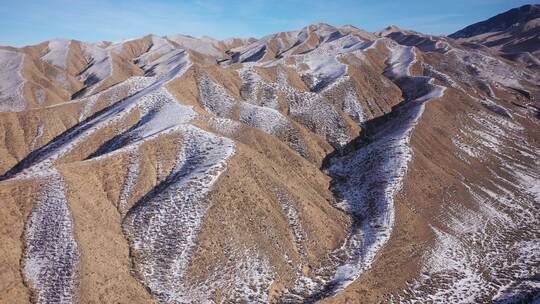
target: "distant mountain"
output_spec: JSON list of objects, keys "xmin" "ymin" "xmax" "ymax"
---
[
  {"xmin": 450, "ymin": 4, "xmax": 540, "ymax": 38},
  {"xmin": 450, "ymin": 4, "xmax": 540, "ymax": 67},
  {"xmin": 0, "ymin": 5, "xmax": 538, "ymax": 304}
]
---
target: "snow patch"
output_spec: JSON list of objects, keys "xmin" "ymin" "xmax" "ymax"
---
[
  {"xmin": 42, "ymin": 39, "xmax": 71, "ymax": 70},
  {"xmin": 123, "ymin": 125, "xmax": 236, "ymax": 303},
  {"xmin": 23, "ymin": 170, "xmax": 79, "ymax": 304},
  {"xmin": 167, "ymin": 34, "xmax": 223, "ymax": 58},
  {"xmin": 78, "ymin": 43, "xmax": 113, "ymax": 95},
  {"xmin": 0, "ymin": 50, "xmax": 26, "ymax": 111}
]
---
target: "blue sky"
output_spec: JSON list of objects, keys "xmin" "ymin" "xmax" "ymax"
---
[{"xmin": 0, "ymin": 0, "xmax": 533, "ymax": 47}]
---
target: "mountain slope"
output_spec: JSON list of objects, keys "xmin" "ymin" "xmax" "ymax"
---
[{"xmin": 0, "ymin": 6, "xmax": 539, "ymax": 304}]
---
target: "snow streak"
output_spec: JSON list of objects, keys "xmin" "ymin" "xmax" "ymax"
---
[
  {"xmin": 123, "ymin": 125, "xmax": 235, "ymax": 303},
  {"xmin": 0, "ymin": 50, "xmax": 26, "ymax": 111},
  {"xmin": 23, "ymin": 170, "xmax": 79, "ymax": 304},
  {"xmin": 283, "ymin": 42, "xmax": 446, "ymax": 302}
]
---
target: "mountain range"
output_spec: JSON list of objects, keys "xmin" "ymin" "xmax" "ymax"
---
[{"xmin": 0, "ymin": 4, "xmax": 538, "ymax": 304}]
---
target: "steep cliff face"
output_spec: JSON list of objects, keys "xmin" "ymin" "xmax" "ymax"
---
[{"xmin": 0, "ymin": 9, "xmax": 538, "ymax": 303}]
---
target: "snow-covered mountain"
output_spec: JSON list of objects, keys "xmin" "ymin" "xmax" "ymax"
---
[{"xmin": 0, "ymin": 5, "xmax": 538, "ymax": 304}]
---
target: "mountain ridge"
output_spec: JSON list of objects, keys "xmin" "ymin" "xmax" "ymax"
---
[{"xmin": 0, "ymin": 5, "xmax": 538, "ymax": 304}]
